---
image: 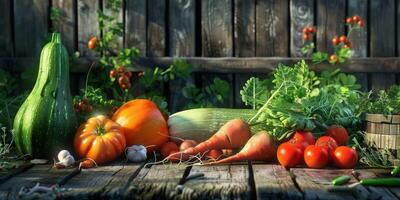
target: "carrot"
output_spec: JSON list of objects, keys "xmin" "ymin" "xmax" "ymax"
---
[
  {"xmin": 182, "ymin": 119, "xmax": 251, "ymax": 156},
  {"xmin": 211, "ymin": 131, "xmax": 276, "ymax": 164},
  {"xmin": 205, "ymin": 149, "xmax": 223, "ymax": 160}
]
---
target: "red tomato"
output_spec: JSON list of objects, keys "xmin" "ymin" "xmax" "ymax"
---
[
  {"xmin": 332, "ymin": 37, "xmax": 340, "ymax": 45},
  {"xmin": 345, "ymin": 17, "xmax": 353, "ymax": 24},
  {"xmin": 87, "ymin": 37, "xmax": 98, "ymax": 49},
  {"xmin": 109, "ymin": 70, "xmax": 118, "ymax": 78},
  {"xmin": 160, "ymin": 142, "xmax": 179, "ymax": 158},
  {"xmin": 179, "ymin": 140, "xmax": 197, "ymax": 151},
  {"xmin": 292, "ymin": 130, "xmax": 315, "ymax": 145},
  {"xmin": 307, "ymin": 27, "xmax": 316, "ymax": 33},
  {"xmin": 302, "ymin": 27, "xmax": 309, "ymax": 34},
  {"xmin": 339, "ymin": 35, "xmax": 347, "ymax": 43},
  {"xmin": 357, "ymin": 20, "xmax": 364, "ymax": 27},
  {"xmin": 303, "ymin": 34, "xmax": 310, "ymax": 41},
  {"xmin": 304, "ymin": 145, "xmax": 329, "ymax": 169},
  {"xmin": 277, "ymin": 143, "xmax": 303, "ymax": 168},
  {"xmin": 352, "ymin": 15, "xmax": 360, "ymax": 22},
  {"xmin": 325, "ymin": 125, "xmax": 349, "ymax": 146},
  {"xmin": 329, "ymin": 54, "xmax": 338, "ymax": 63},
  {"xmin": 333, "ymin": 146, "xmax": 358, "ymax": 169},
  {"xmin": 315, "ymin": 136, "xmax": 338, "ymax": 160},
  {"xmin": 287, "ymin": 138, "xmax": 308, "ymax": 152}
]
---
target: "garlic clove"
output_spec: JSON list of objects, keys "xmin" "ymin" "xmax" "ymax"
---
[{"xmin": 57, "ymin": 150, "xmax": 71, "ymax": 162}]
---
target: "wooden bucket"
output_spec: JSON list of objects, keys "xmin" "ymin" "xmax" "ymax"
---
[{"xmin": 364, "ymin": 113, "xmax": 400, "ymax": 164}]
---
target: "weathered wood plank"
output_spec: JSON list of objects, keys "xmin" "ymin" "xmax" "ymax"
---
[
  {"xmin": 291, "ymin": 168, "xmax": 357, "ymax": 200},
  {"xmin": 169, "ymin": 0, "xmax": 195, "ymax": 56},
  {"xmin": 182, "ymin": 165, "xmax": 250, "ymax": 199},
  {"xmin": 129, "ymin": 164, "xmax": 188, "ymax": 199},
  {"xmin": 147, "ymin": 0, "xmax": 166, "ymax": 57},
  {"xmin": 52, "ymin": 0, "xmax": 76, "ymax": 53},
  {"xmin": 4, "ymin": 57, "xmax": 400, "ymax": 73},
  {"xmin": 103, "ymin": 0, "xmax": 123, "ymax": 49},
  {"xmin": 0, "ymin": 0, "xmax": 13, "ymax": 56},
  {"xmin": 235, "ymin": 0, "xmax": 255, "ymax": 57},
  {"xmin": 290, "ymin": 0, "xmax": 314, "ymax": 57},
  {"xmin": 0, "ymin": 164, "xmax": 74, "ymax": 199},
  {"xmin": 14, "ymin": 0, "xmax": 49, "ymax": 57},
  {"xmin": 347, "ymin": 0, "xmax": 367, "ymax": 58},
  {"xmin": 316, "ymin": 0, "xmax": 346, "ymax": 53},
  {"xmin": 125, "ymin": 0, "xmax": 146, "ymax": 54},
  {"xmin": 370, "ymin": 73, "xmax": 396, "ymax": 91},
  {"xmin": 370, "ymin": 0, "xmax": 395, "ymax": 57},
  {"xmin": 256, "ymin": 0, "xmax": 289, "ymax": 57},
  {"xmin": 168, "ymin": 0, "xmax": 196, "ymax": 113},
  {"xmin": 355, "ymin": 169, "xmax": 399, "ymax": 200},
  {"xmin": 0, "ymin": 162, "xmax": 33, "ymax": 184},
  {"xmin": 201, "ymin": 0, "xmax": 233, "ymax": 57},
  {"xmin": 77, "ymin": 0, "xmax": 99, "ymax": 57},
  {"xmin": 352, "ymin": 73, "xmax": 368, "ymax": 92},
  {"xmin": 253, "ymin": 164, "xmax": 302, "ymax": 200}
]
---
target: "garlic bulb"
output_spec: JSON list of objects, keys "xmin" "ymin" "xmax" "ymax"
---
[
  {"xmin": 126, "ymin": 145, "xmax": 147, "ymax": 162},
  {"xmin": 57, "ymin": 150, "xmax": 71, "ymax": 162},
  {"xmin": 60, "ymin": 154, "xmax": 75, "ymax": 166}
]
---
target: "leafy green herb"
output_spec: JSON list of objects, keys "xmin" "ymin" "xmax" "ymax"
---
[
  {"xmin": 352, "ymin": 134, "xmax": 395, "ymax": 167},
  {"xmin": 365, "ymin": 85, "xmax": 400, "ymax": 115},
  {"xmin": 240, "ymin": 77, "xmax": 271, "ymax": 109},
  {"xmin": 183, "ymin": 78, "xmax": 230, "ymax": 109}
]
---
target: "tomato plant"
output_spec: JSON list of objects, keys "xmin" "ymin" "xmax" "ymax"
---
[
  {"xmin": 277, "ymin": 142, "xmax": 303, "ymax": 168},
  {"xmin": 304, "ymin": 145, "xmax": 329, "ymax": 169},
  {"xmin": 333, "ymin": 146, "xmax": 358, "ymax": 169}
]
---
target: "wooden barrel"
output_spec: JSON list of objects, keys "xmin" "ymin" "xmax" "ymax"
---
[{"xmin": 364, "ymin": 113, "xmax": 400, "ymax": 164}]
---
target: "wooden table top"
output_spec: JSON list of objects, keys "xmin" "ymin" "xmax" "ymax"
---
[{"xmin": 0, "ymin": 161, "xmax": 399, "ymax": 200}]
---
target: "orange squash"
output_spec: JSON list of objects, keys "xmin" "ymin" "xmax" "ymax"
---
[
  {"xmin": 74, "ymin": 115, "xmax": 126, "ymax": 165},
  {"xmin": 112, "ymin": 99, "xmax": 169, "ymax": 152}
]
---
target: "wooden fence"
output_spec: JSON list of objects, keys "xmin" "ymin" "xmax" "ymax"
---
[{"xmin": 1, "ymin": 0, "xmax": 400, "ymax": 111}]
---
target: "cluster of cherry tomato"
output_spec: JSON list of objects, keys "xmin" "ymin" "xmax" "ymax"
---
[
  {"xmin": 109, "ymin": 66, "xmax": 133, "ymax": 90},
  {"xmin": 346, "ymin": 15, "xmax": 364, "ymax": 27},
  {"xmin": 302, "ymin": 26, "xmax": 317, "ymax": 41},
  {"xmin": 74, "ymin": 98, "xmax": 93, "ymax": 113},
  {"xmin": 277, "ymin": 125, "xmax": 358, "ymax": 169}
]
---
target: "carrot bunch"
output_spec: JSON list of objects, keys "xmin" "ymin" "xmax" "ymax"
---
[{"xmin": 160, "ymin": 119, "xmax": 277, "ymax": 164}]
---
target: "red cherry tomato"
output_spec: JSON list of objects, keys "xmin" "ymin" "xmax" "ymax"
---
[
  {"xmin": 339, "ymin": 35, "xmax": 347, "ymax": 43},
  {"xmin": 160, "ymin": 142, "xmax": 179, "ymax": 158},
  {"xmin": 357, "ymin": 20, "xmax": 364, "ymax": 27},
  {"xmin": 303, "ymin": 27, "xmax": 309, "ymax": 34},
  {"xmin": 316, "ymin": 136, "xmax": 338, "ymax": 160},
  {"xmin": 124, "ymin": 71, "xmax": 133, "ymax": 78},
  {"xmin": 307, "ymin": 27, "xmax": 316, "ymax": 33},
  {"xmin": 352, "ymin": 15, "xmax": 360, "ymax": 22},
  {"xmin": 287, "ymin": 138, "xmax": 308, "ymax": 152},
  {"xmin": 87, "ymin": 37, "xmax": 98, "ymax": 49},
  {"xmin": 118, "ymin": 75, "xmax": 130, "ymax": 85},
  {"xmin": 333, "ymin": 146, "xmax": 358, "ymax": 169},
  {"xmin": 346, "ymin": 17, "xmax": 353, "ymax": 24},
  {"xmin": 325, "ymin": 125, "xmax": 349, "ymax": 146},
  {"xmin": 292, "ymin": 130, "xmax": 315, "ymax": 145},
  {"xmin": 303, "ymin": 34, "xmax": 310, "ymax": 41},
  {"xmin": 277, "ymin": 143, "xmax": 303, "ymax": 168},
  {"xmin": 304, "ymin": 145, "xmax": 329, "ymax": 169},
  {"xmin": 332, "ymin": 37, "xmax": 340, "ymax": 45},
  {"xmin": 109, "ymin": 70, "xmax": 117, "ymax": 78}
]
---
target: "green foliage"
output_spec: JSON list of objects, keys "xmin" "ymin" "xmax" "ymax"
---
[
  {"xmin": 312, "ymin": 51, "xmax": 328, "ymax": 64},
  {"xmin": 240, "ymin": 77, "xmax": 271, "ymax": 109},
  {"xmin": 353, "ymin": 134, "xmax": 395, "ymax": 167},
  {"xmin": 183, "ymin": 78, "xmax": 230, "ymax": 109},
  {"xmin": 50, "ymin": 7, "xmax": 62, "ymax": 23},
  {"xmin": 365, "ymin": 85, "xmax": 400, "ymax": 115},
  {"xmin": 243, "ymin": 60, "xmax": 364, "ymax": 140}
]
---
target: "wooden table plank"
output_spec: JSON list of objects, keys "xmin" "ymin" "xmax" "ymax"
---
[
  {"xmin": 0, "ymin": 164, "xmax": 75, "ymax": 199},
  {"xmin": 253, "ymin": 164, "xmax": 302, "ymax": 200},
  {"xmin": 181, "ymin": 165, "xmax": 251, "ymax": 199},
  {"xmin": 291, "ymin": 168, "xmax": 357, "ymax": 200},
  {"xmin": 127, "ymin": 164, "xmax": 188, "ymax": 199},
  {"xmin": 355, "ymin": 169, "xmax": 399, "ymax": 200}
]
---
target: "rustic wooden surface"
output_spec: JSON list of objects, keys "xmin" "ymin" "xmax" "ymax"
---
[
  {"xmin": 2, "ymin": 0, "xmax": 400, "ymax": 113},
  {"xmin": 1, "ymin": 161, "xmax": 400, "ymax": 200}
]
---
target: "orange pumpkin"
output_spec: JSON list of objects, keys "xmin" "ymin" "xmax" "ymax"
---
[
  {"xmin": 74, "ymin": 115, "xmax": 126, "ymax": 165},
  {"xmin": 112, "ymin": 99, "xmax": 169, "ymax": 152}
]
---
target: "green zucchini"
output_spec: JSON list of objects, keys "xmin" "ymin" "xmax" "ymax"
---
[
  {"xmin": 168, "ymin": 108, "xmax": 263, "ymax": 143},
  {"xmin": 13, "ymin": 33, "xmax": 77, "ymax": 158}
]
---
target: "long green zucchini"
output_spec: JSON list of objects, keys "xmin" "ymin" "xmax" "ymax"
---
[{"xmin": 168, "ymin": 108, "xmax": 263, "ymax": 143}]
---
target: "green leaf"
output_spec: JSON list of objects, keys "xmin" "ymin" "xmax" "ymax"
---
[
  {"xmin": 240, "ymin": 77, "xmax": 271, "ymax": 109},
  {"xmin": 312, "ymin": 52, "xmax": 329, "ymax": 64}
]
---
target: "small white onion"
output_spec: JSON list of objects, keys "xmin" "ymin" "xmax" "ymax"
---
[
  {"xmin": 126, "ymin": 145, "xmax": 147, "ymax": 162},
  {"xmin": 59, "ymin": 155, "xmax": 75, "ymax": 167}
]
